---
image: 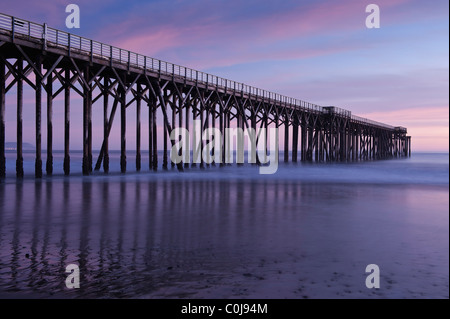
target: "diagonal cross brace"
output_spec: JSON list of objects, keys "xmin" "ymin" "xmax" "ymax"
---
[
  {"xmin": 155, "ymin": 81, "xmax": 184, "ymax": 171},
  {"xmin": 94, "ymin": 98, "xmax": 119, "ymax": 171}
]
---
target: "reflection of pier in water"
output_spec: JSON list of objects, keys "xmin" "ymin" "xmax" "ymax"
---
[
  {"xmin": 0, "ymin": 13, "xmax": 411, "ymax": 179},
  {"xmin": 0, "ymin": 177, "xmax": 364, "ymax": 298}
]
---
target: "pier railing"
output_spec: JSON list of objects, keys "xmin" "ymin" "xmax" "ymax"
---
[{"xmin": 0, "ymin": 12, "xmax": 398, "ymax": 131}]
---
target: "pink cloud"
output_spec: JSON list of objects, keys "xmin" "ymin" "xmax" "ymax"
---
[
  {"xmin": 95, "ymin": 0, "xmax": 418, "ymax": 70},
  {"xmin": 116, "ymin": 29, "xmax": 182, "ymax": 58},
  {"xmin": 361, "ymin": 107, "xmax": 449, "ymax": 152}
]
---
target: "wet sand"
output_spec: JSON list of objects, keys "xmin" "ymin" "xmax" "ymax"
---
[{"xmin": 0, "ymin": 171, "xmax": 448, "ymax": 299}]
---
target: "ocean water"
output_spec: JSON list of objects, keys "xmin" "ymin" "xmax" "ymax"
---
[{"xmin": 0, "ymin": 152, "xmax": 448, "ymax": 299}]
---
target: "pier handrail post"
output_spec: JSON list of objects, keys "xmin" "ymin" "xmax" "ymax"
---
[{"xmin": 11, "ymin": 16, "xmax": 15, "ymax": 42}]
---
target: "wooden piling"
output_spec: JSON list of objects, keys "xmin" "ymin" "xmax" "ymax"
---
[
  {"xmin": 87, "ymin": 72, "xmax": 92, "ymax": 173},
  {"xmin": 178, "ymin": 94, "xmax": 184, "ymax": 166},
  {"xmin": 226, "ymin": 111, "xmax": 231, "ymax": 165},
  {"xmin": 301, "ymin": 124, "xmax": 306, "ymax": 162},
  {"xmin": 170, "ymin": 95, "xmax": 175, "ymax": 168},
  {"xmin": 251, "ymin": 109, "xmax": 258, "ymax": 165},
  {"xmin": 0, "ymin": 57, "xmax": 5, "ymax": 178},
  {"xmin": 152, "ymin": 102, "xmax": 158, "ymax": 171},
  {"xmin": 315, "ymin": 128, "xmax": 319, "ymax": 162},
  {"xmin": 284, "ymin": 117, "xmax": 289, "ymax": 163},
  {"xmin": 408, "ymin": 136, "xmax": 411, "ymax": 157},
  {"xmin": 16, "ymin": 57, "xmax": 23, "ymax": 178},
  {"xmin": 185, "ymin": 98, "xmax": 190, "ymax": 168},
  {"xmin": 205, "ymin": 99, "xmax": 210, "ymax": 166},
  {"xmin": 163, "ymin": 91, "xmax": 168, "ymax": 169},
  {"xmin": 292, "ymin": 119, "xmax": 298, "ymax": 162},
  {"xmin": 46, "ymin": 71, "xmax": 53, "ymax": 175},
  {"xmin": 340, "ymin": 126, "xmax": 345, "ymax": 162},
  {"xmin": 263, "ymin": 111, "xmax": 268, "ymax": 164},
  {"xmin": 64, "ymin": 69, "xmax": 70, "ymax": 175},
  {"xmin": 308, "ymin": 125, "xmax": 313, "ymax": 161},
  {"xmin": 35, "ymin": 56, "xmax": 42, "ymax": 178},
  {"xmin": 82, "ymin": 65, "xmax": 90, "ymax": 175},
  {"xmin": 199, "ymin": 98, "xmax": 205, "ymax": 168},
  {"xmin": 148, "ymin": 99, "xmax": 153, "ymax": 170},
  {"xmin": 120, "ymin": 77, "xmax": 126, "ymax": 173},
  {"xmin": 136, "ymin": 83, "xmax": 141, "ymax": 171},
  {"xmin": 163, "ymin": 114, "xmax": 168, "ymax": 169},
  {"xmin": 102, "ymin": 76, "xmax": 109, "ymax": 173},
  {"xmin": 211, "ymin": 102, "xmax": 215, "ymax": 166}
]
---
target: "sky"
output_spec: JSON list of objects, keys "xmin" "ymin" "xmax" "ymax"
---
[{"xmin": 1, "ymin": 0, "xmax": 448, "ymax": 152}]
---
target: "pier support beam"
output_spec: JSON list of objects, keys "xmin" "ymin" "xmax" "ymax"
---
[
  {"xmin": 102, "ymin": 76, "xmax": 109, "ymax": 173},
  {"xmin": 185, "ymin": 99, "xmax": 191, "ymax": 168},
  {"xmin": 64, "ymin": 69, "xmax": 70, "ymax": 175},
  {"xmin": 308, "ymin": 125, "xmax": 314, "ymax": 161},
  {"xmin": 300, "ymin": 124, "xmax": 306, "ymax": 162},
  {"xmin": 16, "ymin": 58, "xmax": 23, "ymax": 178},
  {"xmin": 163, "ymin": 92, "xmax": 168, "ymax": 170},
  {"xmin": 192, "ymin": 100, "xmax": 198, "ymax": 167},
  {"xmin": 339, "ymin": 126, "xmax": 345, "ymax": 162},
  {"xmin": 82, "ymin": 65, "xmax": 92, "ymax": 175},
  {"xmin": 171, "ymin": 95, "xmax": 176, "ymax": 168},
  {"xmin": 120, "ymin": 78, "xmax": 126, "ymax": 173},
  {"xmin": 408, "ymin": 136, "xmax": 411, "ymax": 157},
  {"xmin": 148, "ymin": 98, "xmax": 158, "ymax": 171},
  {"xmin": 88, "ymin": 78, "xmax": 93, "ymax": 173},
  {"xmin": 352, "ymin": 130, "xmax": 356, "ymax": 161},
  {"xmin": 317, "ymin": 128, "xmax": 322, "ymax": 162},
  {"xmin": 205, "ymin": 99, "xmax": 211, "ymax": 166},
  {"xmin": 219, "ymin": 99, "xmax": 225, "ymax": 167},
  {"xmin": 327, "ymin": 127, "xmax": 332, "ymax": 161},
  {"xmin": 315, "ymin": 128, "xmax": 320, "ymax": 162},
  {"xmin": 237, "ymin": 107, "xmax": 247, "ymax": 166},
  {"xmin": 148, "ymin": 99, "xmax": 153, "ymax": 170},
  {"xmin": 263, "ymin": 110, "xmax": 269, "ymax": 164},
  {"xmin": 136, "ymin": 84, "xmax": 141, "ymax": 171},
  {"xmin": 199, "ymin": 98, "xmax": 205, "ymax": 168},
  {"xmin": 210, "ymin": 102, "xmax": 215, "ymax": 166},
  {"xmin": 179, "ymin": 95, "xmax": 185, "ymax": 167},
  {"xmin": 292, "ymin": 119, "xmax": 298, "ymax": 162},
  {"xmin": 35, "ymin": 56, "xmax": 43, "ymax": 178},
  {"xmin": 284, "ymin": 116, "xmax": 289, "ymax": 163},
  {"xmin": 0, "ymin": 57, "xmax": 5, "ymax": 178},
  {"xmin": 250, "ymin": 108, "xmax": 258, "ymax": 165},
  {"xmin": 152, "ymin": 102, "xmax": 158, "ymax": 170},
  {"xmin": 226, "ymin": 111, "xmax": 231, "ymax": 165},
  {"xmin": 163, "ymin": 114, "xmax": 168, "ymax": 169},
  {"xmin": 46, "ymin": 72, "xmax": 53, "ymax": 175},
  {"xmin": 156, "ymin": 83, "xmax": 183, "ymax": 171}
]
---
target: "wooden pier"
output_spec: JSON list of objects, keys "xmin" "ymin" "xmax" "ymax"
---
[{"xmin": 0, "ymin": 13, "xmax": 411, "ymax": 178}]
